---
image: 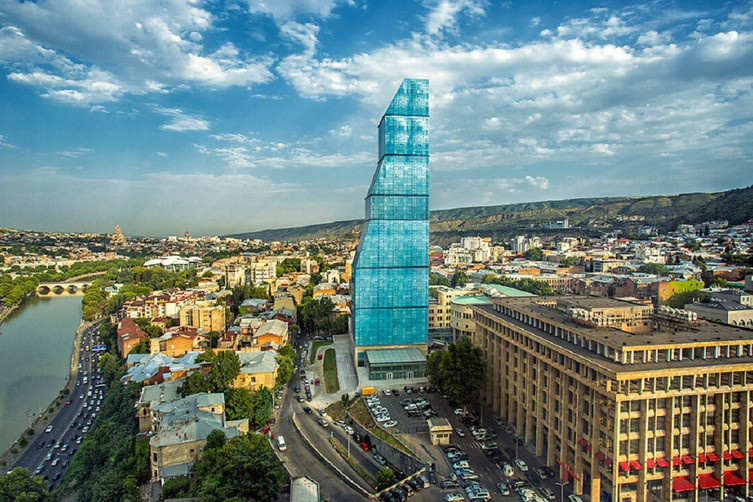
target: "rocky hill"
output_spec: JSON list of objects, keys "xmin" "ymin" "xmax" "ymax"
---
[{"xmin": 227, "ymin": 185, "xmax": 753, "ymax": 244}]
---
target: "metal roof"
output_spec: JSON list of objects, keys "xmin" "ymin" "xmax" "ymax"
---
[{"xmin": 365, "ymin": 347, "xmax": 426, "ymax": 365}]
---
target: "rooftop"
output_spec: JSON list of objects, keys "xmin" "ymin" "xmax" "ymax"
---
[
  {"xmin": 450, "ymin": 295, "xmax": 493, "ymax": 306},
  {"xmin": 365, "ymin": 347, "xmax": 426, "ymax": 365}
]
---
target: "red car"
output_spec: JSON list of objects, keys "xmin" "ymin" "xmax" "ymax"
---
[
  {"xmin": 65, "ymin": 400, "xmax": 72, "ymax": 405},
  {"xmin": 360, "ymin": 442, "xmax": 369, "ymax": 452},
  {"xmin": 317, "ymin": 353, "xmax": 323, "ymax": 360},
  {"xmin": 315, "ymin": 378, "xmax": 321, "ymax": 386}
]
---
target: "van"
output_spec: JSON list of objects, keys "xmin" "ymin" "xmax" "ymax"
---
[{"xmin": 277, "ymin": 435, "xmax": 287, "ymax": 451}]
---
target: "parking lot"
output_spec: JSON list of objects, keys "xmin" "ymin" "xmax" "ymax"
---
[{"xmin": 367, "ymin": 386, "xmax": 574, "ymax": 501}]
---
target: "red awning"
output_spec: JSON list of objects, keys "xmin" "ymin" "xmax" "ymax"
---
[
  {"xmin": 656, "ymin": 457, "xmax": 670, "ymax": 468},
  {"xmin": 725, "ymin": 471, "xmax": 747, "ymax": 486},
  {"xmin": 646, "ymin": 458, "xmax": 656, "ymax": 469},
  {"xmin": 698, "ymin": 474, "xmax": 722, "ymax": 490},
  {"xmin": 630, "ymin": 461, "xmax": 643, "ymax": 470},
  {"xmin": 596, "ymin": 452, "xmax": 606, "ymax": 462},
  {"xmin": 672, "ymin": 477, "xmax": 696, "ymax": 493},
  {"xmin": 620, "ymin": 462, "xmax": 630, "ymax": 472},
  {"xmin": 673, "ymin": 456, "xmax": 682, "ymax": 467},
  {"xmin": 707, "ymin": 452, "xmax": 720, "ymax": 462},
  {"xmin": 733, "ymin": 450, "xmax": 745, "ymax": 459},
  {"xmin": 682, "ymin": 455, "xmax": 694, "ymax": 465},
  {"xmin": 724, "ymin": 451, "xmax": 733, "ymax": 461},
  {"xmin": 749, "ymin": 448, "xmax": 753, "ymax": 458},
  {"xmin": 578, "ymin": 438, "xmax": 588, "ymax": 447},
  {"xmin": 698, "ymin": 453, "xmax": 707, "ymax": 463}
]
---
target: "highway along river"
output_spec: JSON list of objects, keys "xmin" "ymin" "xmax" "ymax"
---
[{"xmin": 0, "ymin": 295, "xmax": 81, "ymax": 452}]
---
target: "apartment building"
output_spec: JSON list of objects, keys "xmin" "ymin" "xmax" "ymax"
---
[
  {"xmin": 429, "ymin": 286, "xmax": 475, "ymax": 328},
  {"xmin": 179, "ymin": 303, "xmax": 225, "ymax": 332},
  {"xmin": 472, "ymin": 296, "xmax": 753, "ymax": 502}
]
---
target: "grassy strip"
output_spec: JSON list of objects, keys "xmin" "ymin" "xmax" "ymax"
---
[
  {"xmin": 323, "ymin": 348, "xmax": 340, "ymax": 393},
  {"xmin": 326, "ymin": 401, "xmax": 346, "ymax": 421},
  {"xmin": 349, "ymin": 398, "xmax": 412, "ymax": 455},
  {"xmin": 309, "ymin": 340, "xmax": 333, "ymax": 364},
  {"xmin": 329, "ymin": 437, "xmax": 377, "ymax": 489}
]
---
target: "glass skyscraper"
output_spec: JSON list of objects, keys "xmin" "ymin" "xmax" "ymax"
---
[{"xmin": 352, "ymin": 78, "xmax": 429, "ymax": 362}]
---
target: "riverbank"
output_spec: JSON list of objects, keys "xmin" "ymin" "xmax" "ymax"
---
[
  {"xmin": 0, "ymin": 313, "xmax": 93, "ymax": 468},
  {"xmin": 0, "ymin": 271, "xmax": 105, "ymax": 327}
]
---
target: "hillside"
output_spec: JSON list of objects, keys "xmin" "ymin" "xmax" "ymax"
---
[{"xmin": 227, "ymin": 186, "xmax": 753, "ymax": 243}]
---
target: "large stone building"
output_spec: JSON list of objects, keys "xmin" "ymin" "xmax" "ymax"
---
[
  {"xmin": 471, "ymin": 295, "xmax": 753, "ymax": 502},
  {"xmin": 351, "ymin": 78, "xmax": 430, "ymax": 368},
  {"xmin": 179, "ymin": 303, "xmax": 225, "ymax": 332}
]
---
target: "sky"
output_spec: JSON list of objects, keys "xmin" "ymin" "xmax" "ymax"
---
[{"xmin": 0, "ymin": 0, "xmax": 752, "ymax": 237}]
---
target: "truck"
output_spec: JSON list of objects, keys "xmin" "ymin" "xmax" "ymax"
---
[
  {"xmin": 276, "ymin": 435, "xmax": 287, "ymax": 452},
  {"xmin": 361, "ymin": 387, "xmax": 375, "ymax": 396}
]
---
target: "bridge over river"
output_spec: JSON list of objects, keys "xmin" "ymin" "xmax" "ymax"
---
[{"xmin": 36, "ymin": 281, "xmax": 93, "ymax": 296}]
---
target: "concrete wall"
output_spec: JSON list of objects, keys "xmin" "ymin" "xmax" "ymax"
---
[{"xmin": 347, "ymin": 412, "xmax": 426, "ymax": 478}]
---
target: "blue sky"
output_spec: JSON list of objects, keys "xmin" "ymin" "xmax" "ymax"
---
[{"xmin": 0, "ymin": 0, "xmax": 752, "ymax": 236}]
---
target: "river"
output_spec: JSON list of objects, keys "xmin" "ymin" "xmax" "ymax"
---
[{"xmin": 0, "ymin": 295, "xmax": 82, "ymax": 452}]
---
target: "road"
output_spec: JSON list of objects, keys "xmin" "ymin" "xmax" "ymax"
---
[{"xmin": 11, "ymin": 321, "xmax": 106, "ymax": 491}]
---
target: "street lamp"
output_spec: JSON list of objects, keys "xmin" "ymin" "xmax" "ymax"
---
[{"xmin": 556, "ymin": 481, "xmax": 567, "ymax": 502}]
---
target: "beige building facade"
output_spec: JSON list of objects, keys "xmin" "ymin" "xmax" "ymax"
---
[{"xmin": 472, "ymin": 296, "xmax": 753, "ymax": 502}]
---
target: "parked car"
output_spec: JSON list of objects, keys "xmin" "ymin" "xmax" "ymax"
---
[
  {"xmin": 317, "ymin": 419, "xmax": 329, "ymax": 428},
  {"xmin": 515, "ymin": 459, "xmax": 528, "ymax": 472},
  {"xmin": 360, "ymin": 442, "xmax": 370, "ymax": 452},
  {"xmin": 568, "ymin": 496, "xmax": 584, "ymax": 502},
  {"xmin": 445, "ymin": 493, "xmax": 464, "ymax": 502},
  {"xmin": 541, "ymin": 487, "xmax": 556, "ymax": 500},
  {"xmin": 534, "ymin": 467, "xmax": 549, "ymax": 480},
  {"xmin": 441, "ymin": 479, "xmax": 460, "ymax": 489},
  {"xmin": 454, "ymin": 427, "xmax": 465, "ymax": 437}
]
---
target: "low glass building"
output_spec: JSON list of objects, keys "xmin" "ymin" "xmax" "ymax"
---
[{"xmin": 364, "ymin": 347, "xmax": 427, "ymax": 380}]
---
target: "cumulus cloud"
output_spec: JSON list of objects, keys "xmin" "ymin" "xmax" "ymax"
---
[
  {"xmin": 280, "ymin": 21, "xmax": 320, "ymax": 54},
  {"xmin": 0, "ymin": 1, "xmax": 273, "ymax": 105},
  {"xmin": 247, "ymin": 0, "xmax": 347, "ymax": 23},
  {"xmin": 423, "ymin": 0, "xmax": 488, "ymax": 35},
  {"xmin": 155, "ymin": 108, "xmax": 211, "ymax": 132}
]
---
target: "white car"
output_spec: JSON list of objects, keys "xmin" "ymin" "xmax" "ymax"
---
[
  {"xmin": 384, "ymin": 420, "xmax": 397, "ymax": 428},
  {"xmin": 344, "ymin": 426, "xmax": 355, "ymax": 435},
  {"xmin": 515, "ymin": 459, "xmax": 528, "ymax": 472},
  {"xmin": 567, "ymin": 496, "xmax": 584, "ymax": 502},
  {"xmin": 382, "ymin": 389, "xmax": 391, "ymax": 396},
  {"xmin": 445, "ymin": 494, "xmax": 464, "ymax": 502},
  {"xmin": 45, "ymin": 425, "xmax": 53, "ymax": 433},
  {"xmin": 502, "ymin": 463, "xmax": 514, "ymax": 477},
  {"xmin": 376, "ymin": 414, "xmax": 391, "ymax": 422}
]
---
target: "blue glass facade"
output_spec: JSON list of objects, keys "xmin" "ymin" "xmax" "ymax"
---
[{"xmin": 352, "ymin": 78, "xmax": 429, "ymax": 352}]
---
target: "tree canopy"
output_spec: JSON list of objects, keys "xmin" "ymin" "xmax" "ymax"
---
[
  {"xmin": 0, "ymin": 468, "xmax": 51, "ymax": 501},
  {"xmin": 427, "ymin": 337, "xmax": 485, "ymax": 407},
  {"xmin": 522, "ymin": 247, "xmax": 544, "ymax": 261},
  {"xmin": 190, "ymin": 430, "xmax": 285, "ymax": 501}
]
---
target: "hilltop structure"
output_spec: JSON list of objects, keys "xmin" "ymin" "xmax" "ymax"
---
[{"xmin": 351, "ymin": 78, "xmax": 430, "ymax": 377}]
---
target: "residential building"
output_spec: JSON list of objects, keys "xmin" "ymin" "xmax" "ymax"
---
[
  {"xmin": 156, "ymin": 326, "xmax": 208, "ymax": 357},
  {"xmin": 471, "ymin": 296, "xmax": 753, "ymax": 502},
  {"xmin": 449, "ymin": 295, "xmax": 493, "ymax": 341},
  {"xmin": 429, "ymin": 286, "xmax": 476, "ymax": 328},
  {"xmin": 352, "ymin": 78, "xmax": 430, "ymax": 366},
  {"xmin": 254, "ymin": 319, "xmax": 289, "ymax": 348},
  {"xmin": 684, "ymin": 301, "xmax": 753, "ymax": 327},
  {"xmin": 179, "ymin": 303, "xmax": 225, "ymax": 332},
  {"xmin": 117, "ymin": 317, "xmax": 148, "ymax": 357},
  {"xmin": 235, "ymin": 351, "xmax": 279, "ymax": 390}
]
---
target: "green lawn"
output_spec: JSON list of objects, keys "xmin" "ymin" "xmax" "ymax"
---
[
  {"xmin": 309, "ymin": 340, "xmax": 333, "ymax": 364},
  {"xmin": 323, "ymin": 348, "xmax": 340, "ymax": 393}
]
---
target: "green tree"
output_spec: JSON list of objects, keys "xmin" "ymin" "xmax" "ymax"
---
[
  {"xmin": 276, "ymin": 355, "xmax": 294, "ymax": 385},
  {"xmin": 191, "ymin": 433, "xmax": 284, "ymax": 501},
  {"xmin": 225, "ymin": 388, "xmax": 255, "ymax": 421},
  {"xmin": 278, "ymin": 344, "xmax": 296, "ymax": 359},
  {"xmin": 98, "ymin": 352, "xmax": 122, "ymax": 384},
  {"xmin": 429, "ymin": 272, "xmax": 450, "ymax": 286},
  {"xmin": 523, "ymin": 247, "xmax": 544, "ymax": 261},
  {"xmin": 427, "ymin": 337, "xmax": 485, "ymax": 407},
  {"xmin": 205, "ymin": 429, "xmax": 227, "ymax": 451},
  {"xmin": 450, "ymin": 270, "xmax": 468, "ymax": 289},
  {"xmin": 637, "ymin": 263, "xmax": 669, "ymax": 275},
  {"xmin": 377, "ymin": 468, "xmax": 396, "ymax": 490},
  {"xmin": 161, "ymin": 476, "xmax": 190, "ymax": 500},
  {"xmin": 178, "ymin": 370, "xmax": 210, "ymax": 397},
  {"xmin": 0, "ymin": 468, "xmax": 51, "ymax": 501},
  {"xmin": 206, "ymin": 350, "xmax": 241, "ymax": 392},
  {"xmin": 250, "ymin": 387, "xmax": 273, "ymax": 428}
]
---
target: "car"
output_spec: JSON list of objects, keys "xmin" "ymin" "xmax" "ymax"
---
[
  {"xmin": 294, "ymin": 385, "xmax": 300, "ymax": 393},
  {"xmin": 533, "ymin": 467, "xmax": 549, "ymax": 480},
  {"xmin": 390, "ymin": 488, "xmax": 407, "ymax": 501},
  {"xmin": 384, "ymin": 420, "xmax": 397, "ymax": 428},
  {"xmin": 344, "ymin": 426, "xmax": 354, "ymax": 435},
  {"xmin": 334, "ymin": 420, "xmax": 346, "ymax": 427},
  {"xmin": 454, "ymin": 427, "xmax": 465, "ymax": 437},
  {"xmin": 360, "ymin": 442, "xmax": 370, "ymax": 452},
  {"xmin": 51, "ymin": 472, "xmax": 60, "ymax": 481},
  {"xmin": 51, "ymin": 458, "xmax": 60, "ymax": 466},
  {"xmin": 407, "ymin": 478, "xmax": 422, "ymax": 491},
  {"xmin": 392, "ymin": 389, "xmax": 399, "ymax": 396},
  {"xmin": 503, "ymin": 424, "xmax": 514, "ymax": 435},
  {"xmin": 515, "ymin": 459, "xmax": 529, "ymax": 472},
  {"xmin": 441, "ymin": 479, "xmax": 460, "ymax": 490},
  {"xmin": 374, "ymin": 454, "xmax": 387, "ymax": 465},
  {"xmin": 45, "ymin": 452, "xmax": 53, "ymax": 461},
  {"xmin": 54, "ymin": 442, "xmax": 61, "ymax": 449},
  {"xmin": 543, "ymin": 466, "xmax": 556, "ymax": 479},
  {"xmin": 382, "ymin": 389, "xmax": 391, "ymax": 396},
  {"xmin": 540, "ymin": 487, "xmax": 556, "ymax": 500},
  {"xmin": 503, "ymin": 463, "xmax": 514, "ymax": 477},
  {"xmin": 296, "ymin": 395, "xmax": 305, "ymax": 402},
  {"xmin": 452, "ymin": 460, "xmax": 470, "ymax": 469},
  {"xmin": 568, "ymin": 496, "xmax": 584, "ymax": 502},
  {"xmin": 317, "ymin": 419, "xmax": 329, "ymax": 428},
  {"xmin": 45, "ymin": 425, "xmax": 53, "ymax": 433},
  {"xmin": 445, "ymin": 493, "xmax": 464, "ymax": 502},
  {"xmin": 497, "ymin": 482, "xmax": 511, "ymax": 495},
  {"xmin": 380, "ymin": 492, "xmax": 396, "ymax": 502},
  {"xmin": 34, "ymin": 465, "xmax": 44, "ymax": 475},
  {"xmin": 65, "ymin": 399, "xmax": 72, "ymax": 405},
  {"xmin": 303, "ymin": 406, "xmax": 312, "ymax": 414}
]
